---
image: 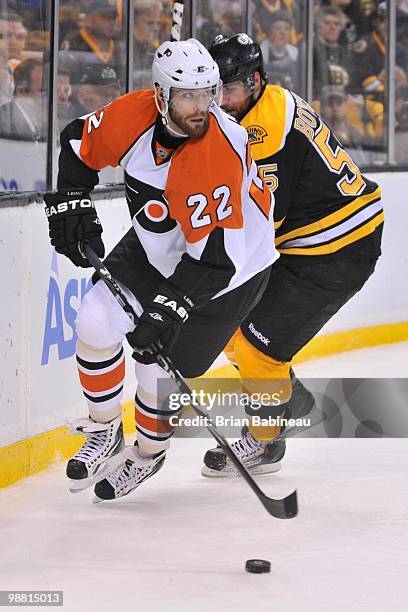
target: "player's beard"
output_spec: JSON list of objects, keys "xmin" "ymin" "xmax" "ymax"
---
[
  {"xmin": 222, "ymin": 98, "xmax": 250, "ymax": 121},
  {"xmin": 168, "ymin": 107, "xmax": 209, "ymax": 138}
]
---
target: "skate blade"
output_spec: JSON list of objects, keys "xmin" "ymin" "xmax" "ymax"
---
[
  {"xmin": 92, "ymin": 495, "xmax": 105, "ymax": 504},
  {"xmin": 68, "ymin": 451, "xmax": 128, "ymax": 494},
  {"xmin": 69, "ymin": 476, "xmax": 95, "ymax": 493},
  {"xmin": 69, "ymin": 483, "xmax": 90, "ymax": 493},
  {"xmin": 201, "ymin": 461, "xmax": 281, "ymax": 478}
]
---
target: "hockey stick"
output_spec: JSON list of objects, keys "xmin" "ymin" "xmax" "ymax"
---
[
  {"xmin": 170, "ymin": 1, "xmax": 184, "ymax": 42},
  {"xmin": 82, "ymin": 242, "xmax": 298, "ymax": 519}
]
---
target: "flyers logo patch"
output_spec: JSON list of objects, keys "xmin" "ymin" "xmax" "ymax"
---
[
  {"xmin": 125, "ymin": 173, "xmax": 177, "ymax": 234},
  {"xmin": 144, "ymin": 200, "xmax": 169, "ymax": 222},
  {"xmin": 247, "ymin": 125, "xmax": 267, "ymax": 144}
]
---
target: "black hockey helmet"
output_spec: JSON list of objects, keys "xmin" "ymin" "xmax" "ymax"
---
[{"xmin": 209, "ymin": 33, "xmax": 267, "ymax": 91}]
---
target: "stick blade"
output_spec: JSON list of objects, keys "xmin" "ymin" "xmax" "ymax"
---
[{"xmin": 262, "ymin": 489, "xmax": 298, "ymax": 519}]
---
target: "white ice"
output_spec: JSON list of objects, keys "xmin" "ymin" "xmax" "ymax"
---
[
  {"xmin": 295, "ymin": 341, "xmax": 408, "ymax": 378},
  {"xmin": 1, "ymin": 342, "xmax": 408, "ymax": 612}
]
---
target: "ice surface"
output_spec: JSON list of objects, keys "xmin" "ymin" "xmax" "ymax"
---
[{"xmin": 295, "ymin": 342, "xmax": 408, "ymax": 378}]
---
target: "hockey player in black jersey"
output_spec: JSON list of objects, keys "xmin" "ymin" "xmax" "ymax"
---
[{"xmin": 202, "ymin": 33, "xmax": 383, "ymax": 477}]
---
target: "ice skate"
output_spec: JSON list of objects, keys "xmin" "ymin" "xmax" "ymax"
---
[
  {"xmin": 94, "ymin": 442, "xmax": 166, "ymax": 501},
  {"xmin": 201, "ymin": 429, "xmax": 286, "ymax": 477},
  {"xmin": 67, "ymin": 415, "xmax": 125, "ymax": 493}
]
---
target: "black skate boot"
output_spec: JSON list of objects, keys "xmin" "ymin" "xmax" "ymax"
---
[
  {"xmin": 201, "ymin": 429, "xmax": 286, "ymax": 478},
  {"xmin": 287, "ymin": 367, "xmax": 316, "ymax": 418},
  {"xmin": 239, "ymin": 369, "xmax": 317, "ymax": 440},
  {"xmin": 67, "ymin": 415, "xmax": 124, "ymax": 492},
  {"xmin": 270, "ymin": 368, "xmax": 317, "ymax": 441},
  {"xmin": 94, "ymin": 442, "xmax": 166, "ymax": 501}
]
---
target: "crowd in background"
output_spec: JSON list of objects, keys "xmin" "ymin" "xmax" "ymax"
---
[{"xmin": 0, "ymin": 0, "xmax": 407, "ymax": 165}]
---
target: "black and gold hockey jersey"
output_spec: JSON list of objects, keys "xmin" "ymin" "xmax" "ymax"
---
[{"xmin": 240, "ymin": 84, "xmax": 383, "ymax": 257}]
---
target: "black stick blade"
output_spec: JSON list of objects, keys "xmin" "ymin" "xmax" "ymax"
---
[{"xmin": 261, "ymin": 489, "xmax": 298, "ymax": 519}]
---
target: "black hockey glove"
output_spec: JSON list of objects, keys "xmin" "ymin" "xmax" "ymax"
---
[
  {"xmin": 129, "ymin": 284, "xmax": 194, "ymax": 364},
  {"xmin": 44, "ymin": 189, "xmax": 104, "ymax": 268}
]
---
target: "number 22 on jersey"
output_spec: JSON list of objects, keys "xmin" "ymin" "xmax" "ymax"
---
[{"xmin": 187, "ymin": 185, "xmax": 232, "ymax": 229}]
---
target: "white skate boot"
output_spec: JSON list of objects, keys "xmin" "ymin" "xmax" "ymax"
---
[
  {"xmin": 94, "ymin": 442, "xmax": 166, "ymax": 501},
  {"xmin": 67, "ymin": 415, "xmax": 125, "ymax": 492}
]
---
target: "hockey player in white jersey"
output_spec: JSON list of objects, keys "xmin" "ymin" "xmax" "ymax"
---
[{"xmin": 43, "ymin": 39, "xmax": 278, "ymax": 500}]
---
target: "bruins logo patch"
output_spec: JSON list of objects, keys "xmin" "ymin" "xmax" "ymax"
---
[
  {"xmin": 247, "ymin": 125, "xmax": 267, "ymax": 144},
  {"xmin": 353, "ymin": 39, "xmax": 367, "ymax": 54}
]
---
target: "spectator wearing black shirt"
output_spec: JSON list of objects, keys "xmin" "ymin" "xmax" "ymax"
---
[
  {"xmin": 133, "ymin": 0, "xmax": 161, "ymax": 72},
  {"xmin": 352, "ymin": 2, "xmax": 408, "ymax": 103},
  {"xmin": 321, "ymin": 0, "xmax": 358, "ymax": 47},
  {"xmin": 313, "ymin": 6, "xmax": 352, "ymax": 98},
  {"xmin": 70, "ymin": 63, "xmax": 120, "ymax": 117},
  {"xmin": 347, "ymin": 0, "xmax": 377, "ymax": 38},
  {"xmin": 60, "ymin": 0, "xmax": 121, "ymax": 84},
  {"xmin": 260, "ymin": 10, "xmax": 300, "ymax": 91}
]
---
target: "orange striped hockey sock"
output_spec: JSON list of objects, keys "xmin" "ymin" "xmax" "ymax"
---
[
  {"xmin": 135, "ymin": 392, "xmax": 182, "ymax": 456},
  {"xmin": 76, "ymin": 343, "xmax": 125, "ymax": 422}
]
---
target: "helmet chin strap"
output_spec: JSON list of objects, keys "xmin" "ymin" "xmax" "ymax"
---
[
  {"xmin": 154, "ymin": 91, "xmax": 188, "ymax": 138},
  {"xmin": 165, "ymin": 121, "xmax": 189, "ymax": 138}
]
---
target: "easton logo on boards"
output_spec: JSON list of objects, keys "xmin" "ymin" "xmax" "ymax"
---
[{"xmin": 247, "ymin": 125, "xmax": 267, "ymax": 144}]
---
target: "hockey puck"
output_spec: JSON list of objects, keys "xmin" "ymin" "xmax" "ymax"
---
[{"xmin": 245, "ymin": 559, "xmax": 271, "ymax": 574}]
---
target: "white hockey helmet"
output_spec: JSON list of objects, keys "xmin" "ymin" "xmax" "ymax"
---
[{"xmin": 152, "ymin": 38, "xmax": 221, "ymax": 102}]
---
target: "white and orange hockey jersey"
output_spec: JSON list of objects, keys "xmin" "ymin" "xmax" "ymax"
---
[{"xmin": 58, "ymin": 90, "xmax": 278, "ymax": 305}]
